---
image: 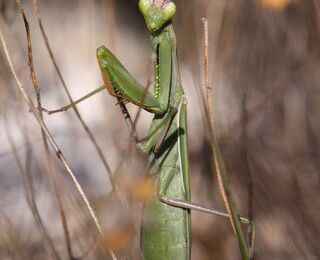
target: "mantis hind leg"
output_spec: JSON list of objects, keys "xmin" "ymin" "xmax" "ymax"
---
[
  {"xmin": 158, "ymin": 97, "xmax": 255, "ymax": 257},
  {"xmin": 159, "ymin": 196, "xmax": 256, "ymax": 258}
]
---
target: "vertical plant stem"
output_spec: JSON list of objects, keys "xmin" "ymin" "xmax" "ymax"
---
[
  {"xmin": 33, "ymin": 0, "xmax": 115, "ymax": 190},
  {"xmin": 241, "ymin": 93, "xmax": 255, "ymax": 259},
  {"xmin": 202, "ymin": 17, "xmax": 250, "ymax": 259},
  {"xmin": 3, "ymin": 111, "xmax": 60, "ymax": 260},
  {"xmin": 0, "ymin": 15, "xmax": 117, "ymax": 260},
  {"xmin": 14, "ymin": 0, "xmax": 74, "ymax": 258},
  {"xmin": 0, "ymin": 210, "xmax": 23, "ymax": 258}
]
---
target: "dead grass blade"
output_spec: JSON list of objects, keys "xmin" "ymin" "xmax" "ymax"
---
[
  {"xmin": 32, "ymin": 0, "xmax": 115, "ymax": 190},
  {"xmin": 2, "ymin": 110, "xmax": 60, "ymax": 260},
  {"xmin": 14, "ymin": 0, "xmax": 74, "ymax": 258},
  {"xmin": 202, "ymin": 17, "xmax": 250, "ymax": 259},
  {"xmin": 0, "ymin": 11, "xmax": 117, "ymax": 260}
]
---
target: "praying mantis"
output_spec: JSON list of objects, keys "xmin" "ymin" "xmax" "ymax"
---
[{"xmin": 44, "ymin": 0, "xmax": 255, "ymax": 259}]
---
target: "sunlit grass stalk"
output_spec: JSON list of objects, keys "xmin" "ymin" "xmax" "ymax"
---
[
  {"xmin": 0, "ymin": 12, "xmax": 117, "ymax": 260},
  {"xmin": 2, "ymin": 111, "xmax": 60, "ymax": 259},
  {"xmin": 202, "ymin": 17, "xmax": 250, "ymax": 260}
]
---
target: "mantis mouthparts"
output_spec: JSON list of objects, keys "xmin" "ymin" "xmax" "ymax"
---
[{"xmin": 153, "ymin": 0, "xmax": 171, "ymax": 7}]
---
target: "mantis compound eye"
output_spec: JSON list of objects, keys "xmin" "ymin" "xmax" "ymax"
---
[
  {"xmin": 97, "ymin": 46, "xmax": 108, "ymax": 58},
  {"xmin": 139, "ymin": 0, "xmax": 151, "ymax": 15},
  {"xmin": 163, "ymin": 2, "xmax": 176, "ymax": 21}
]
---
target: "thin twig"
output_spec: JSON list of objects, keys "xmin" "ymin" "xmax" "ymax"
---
[
  {"xmin": 2, "ymin": 110, "xmax": 60, "ymax": 260},
  {"xmin": 27, "ymin": 132, "xmax": 74, "ymax": 260},
  {"xmin": 202, "ymin": 17, "xmax": 233, "ymax": 230},
  {"xmin": 0, "ymin": 143, "xmax": 28, "ymax": 159},
  {"xmin": 32, "ymin": 0, "xmax": 115, "ymax": 190},
  {"xmin": 0, "ymin": 210, "xmax": 23, "ymax": 259},
  {"xmin": 203, "ymin": 18, "xmax": 213, "ymax": 126},
  {"xmin": 17, "ymin": 0, "xmax": 73, "ymax": 259},
  {"xmin": 241, "ymin": 93, "xmax": 254, "ymax": 259},
  {"xmin": 202, "ymin": 17, "xmax": 250, "ymax": 259},
  {"xmin": 0, "ymin": 16, "xmax": 118, "ymax": 260},
  {"xmin": 202, "ymin": 16, "xmax": 234, "ymax": 231},
  {"xmin": 14, "ymin": 1, "xmax": 74, "ymax": 258}
]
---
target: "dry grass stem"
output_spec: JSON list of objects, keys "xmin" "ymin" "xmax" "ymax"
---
[
  {"xmin": 202, "ymin": 15, "xmax": 230, "ymax": 230},
  {"xmin": 202, "ymin": 16, "xmax": 235, "ymax": 231},
  {"xmin": 241, "ymin": 93, "xmax": 255, "ymax": 258},
  {"xmin": 2, "ymin": 110, "xmax": 60, "ymax": 259},
  {"xmin": 0, "ymin": 15, "xmax": 119, "ymax": 260},
  {"xmin": 0, "ymin": 210, "xmax": 23, "ymax": 258},
  {"xmin": 33, "ymin": 0, "xmax": 115, "ymax": 190},
  {"xmin": 202, "ymin": 17, "xmax": 250, "ymax": 259},
  {"xmin": 14, "ymin": 0, "xmax": 74, "ymax": 258}
]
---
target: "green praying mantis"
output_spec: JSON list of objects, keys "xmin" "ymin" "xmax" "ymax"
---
[{"xmin": 44, "ymin": 0, "xmax": 255, "ymax": 259}]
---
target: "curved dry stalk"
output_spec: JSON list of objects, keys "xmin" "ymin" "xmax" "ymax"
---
[
  {"xmin": 202, "ymin": 18, "xmax": 251, "ymax": 259},
  {"xmin": 14, "ymin": 1, "xmax": 73, "ymax": 258},
  {"xmin": 31, "ymin": 2, "xmax": 142, "ymax": 257},
  {"xmin": 0, "ymin": 16, "xmax": 117, "ymax": 260},
  {"xmin": 241, "ymin": 93, "xmax": 255, "ymax": 258},
  {"xmin": 0, "ymin": 210, "xmax": 23, "ymax": 259},
  {"xmin": 2, "ymin": 110, "xmax": 60, "ymax": 260},
  {"xmin": 25, "ymin": 132, "xmax": 73, "ymax": 259},
  {"xmin": 32, "ymin": 0, "xmax": 115, "ymax": 190}
]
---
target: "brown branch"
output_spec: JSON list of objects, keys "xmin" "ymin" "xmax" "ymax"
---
[
  {"xmin": 15, "ymin": 0, "xmax": 74, "ymax": 258},
  {"xmin": 2, "ymin": 110, "xmax": 60, "ymax": 260},
  {"xmin": 0, "ymin": 14, "xmax": 119, "ymax": 259},
  {"xmin": 0, "ymin": 210, "xmax": 23, "ymax": 258},
  {"xmin": 202, "ymin": 17, "xmax": 250, "ymax": 259},
  {"xmin": 32, "ymin": 0, "xmax": 115, "ymax": 190},
  {"xmin": 202, "ymin": 17, "xmax": 235, "ymax": 230},
  {"xmin": 26, "ymin": 133, "xmax": 74, "ymax": 260},
  {"xmin": 202, "ymin": 17, "xmax": 234, "ymax": 230},
  {"xmin": 241, "ymin": 93, "xmax": 254, "ymax": 259}
]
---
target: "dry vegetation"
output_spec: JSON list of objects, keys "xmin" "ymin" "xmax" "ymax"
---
[{"xmin": 0, "ymin": 0, "xmax": 319, "ymax": 259}]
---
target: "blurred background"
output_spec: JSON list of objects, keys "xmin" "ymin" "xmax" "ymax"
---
[{"xmin": 0, "ymin": 0, "xmax": 320, "ymax": 259}]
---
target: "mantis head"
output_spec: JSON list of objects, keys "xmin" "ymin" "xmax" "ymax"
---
[{"xmin": 139, "ymin": 0, "xmax": 176, "ymax": 32}]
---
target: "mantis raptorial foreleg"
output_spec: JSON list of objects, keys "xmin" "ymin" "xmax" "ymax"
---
[{"xmin": 41, "ymin": 85, "xmax": 175, "ymax": 149}]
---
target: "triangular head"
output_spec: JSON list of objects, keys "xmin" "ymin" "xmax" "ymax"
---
[{"xmin": 139, "ymin": 0, "xmax": 176, "ymax": 31}]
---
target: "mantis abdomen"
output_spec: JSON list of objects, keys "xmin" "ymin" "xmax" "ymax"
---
[{"xmin": 141, "ymin": 103, "xmax": 191, "ymax": 259}]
